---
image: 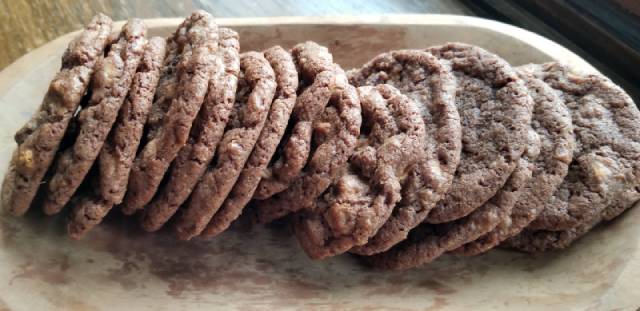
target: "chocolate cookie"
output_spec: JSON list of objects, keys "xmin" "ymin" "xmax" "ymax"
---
[
  {"xmin": 1, "ymin": 14, "xmax": 113, "ymax": 216},
  {"xmin": 42, "ymin": 19, "xmax": 148, "ymax": 215},
  {"xmin": 251, "ymin": 65, "xmax": 361, "ymax": 224},
  {"xmin": 174, "ymin": 51, "xmax": 277, "ymax": 241},
  {"xmin": 454, "ymin": 73, "xmax": 575, "ymax": 256},
  {"xmin": 506, "ymin": 180, "xmax": 640, "ymax": 253},
  {"xmin": 98, "ymin": 37, "xmax": 167, "ymax": 204},
  {"xmin": 145, "ymin": 15, "xmax": 197, "ymax": 142},
  {"xmin": 67, "ymin": 37, "xmax": 167, "ymax": 239},
  {"xmin": 504, "ymin": 63, "xmax": 640, "ymax": 251},
  {"xmin": 121, "ymin": 11, "xmax": 218, "ymax": 215},
  {"xmin": 200, "ymin": 46, "xmax": 298, "ymax": 238},
  {"xmin": 140, "ymin": 27, "xmax": 239, "ymax": 232},
  {"xmin": 347, "ymin": 49, "xmax": 461, "ymax": 255},
  {"xmin": 505, "ymin": 184, "xmax": 639, "ymax": 253},
  {"xmin": 293, "ymin": 84, "xmax": 426, "ymax": 259},
  {"xmin": 523, "ymin": 63, "xmax": 640, "ymax": 231},
  {"xmin": 504, "ymin": 217, "xmax": 598, "ymax": 253},
  {"xmin": 424, "ymin": 43, "xmax": 533, "ymax": 223},
  {"xmin": 366, "ymin": 127, "xmax": 539, "ymax": 270},
  {"xmin": 253, "ymin": 42, "xmax": 335, "ymax": 200}
]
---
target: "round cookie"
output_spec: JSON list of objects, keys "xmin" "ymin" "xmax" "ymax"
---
[
  {"xmin": 504, "ymin": 63, "xmax": 640, "ymax": 251},
  {"xmin": 121, "ymin": 11, "xmax": 218, "ymax": 215},
  {"xmin": 293, "ymin": 84, "xmax": 426, "ymax": 259},
  {"xmin": 250, "ymin": 65, "xmax": 361, "ymax": 224},
  {"xmin": 140, "ymin": 27, "xmax": 239, "ymax": 232},
  {"xmin": 424, "ymin": 43, "xmax": 533, "ymax": 224},
  {"xmin": 253, "ymin": 41, "xmax": 336, "ymax": 200},
  {"xmin": 523, "ymin": 63, "xmax": 640, "ymax": 231},
  {"xmin": 98, "ymin": 37, "xmax": 168, "ymax": 205},
  {"xmin": 506, "ymin": 179, "xmax": 640, "ymax": 253},
  {"xmin": 174, "ymin": 51, "xmax": 277, "ymax": 241},
  {"xmin": 42, "ymin": 19, "xmax": 148, "ymax": 215},
  {"xmin": 67, "ymin": 37, "xmax": 167, "ymax": 239},
  {"xmin": 200, "ymin": 45, "xmax": 298, "ymax": 238},
  {"xmin": 365, "ymin": 127, "xmax": 540, "ymax": 270},
  {"xmin": 144, "ymin": 16, "xmax": 193, "ymax": 142},
  {"xmin": 347, "ymin": 49, "xmax": 461, "ymax": 255},
  {"xmin": 1, "ymin": 14, "xmax": 113, "ymax": 216},
  {"xmin": 454, "ymin": 73, "xmax": 575, "ymax": 256},
  {"xmin": 600, "ymin": 182, "xmax": 640, "ymax": 222},
  {"xmin": 505, "ymin": 217, "xmax": 598, "ymax": 253}
]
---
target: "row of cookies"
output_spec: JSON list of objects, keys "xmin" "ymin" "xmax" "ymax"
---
[
  {"xmin": 1, "ymin": 11, "xmax": 360, "ymax": 242},
  {"xmin": 296, "ymin": 46, "xmax": 538, "ymax": 266},
  {"xmin": 344, "ymin": 50, "xmax": 640, "ymax": 270},
  {"xmin": 2, "ymin": 11, "xmax": 639, "ymax": 271}
]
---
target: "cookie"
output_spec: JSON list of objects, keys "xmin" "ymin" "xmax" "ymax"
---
[
  {"xmin": 145, "ymin": 15, "xmax": 196, "ymax": 142},
  {"xmin": 1, "ymin": 14, "xmax": 113, "ymax": 216},
  {"xmin": 504, "ymin": 184, "xmax": 638, "ymax": 253},
  {"xmin": 42, "ymin": 19, "xmax": 148, "ymax": 215},
  {"xmin": 523, "ymin": 63, "xmax": 640, "ymax": 231},
  {"xmin": 121, "ymin": 11, "xmax": 218, "ymax": 215},
  {"xmin": 174, "ymin": 51, "xmax": 277, "ymax": 241},
  {"xmin": 67, "ymin": 37, "xmax": 167, "ymax": 239},
  {"xmin": 454, "ymin": 73, "xmax": 575, "ymax": 256},
  {"xmin": 98, "ymin": 37, "xmax": 168, "ymax": 204},
  {"xmin": 140, "ymin": 27, "xmax": 239, "ymax": 232},
  {"xmin": 504, "ymin": 217, "xmax": 597, "ymax": 253},
  {"xmin": 504, "ymin": 63, "xmax": 640, "ymax": 251},
  {"xmin": 293, "ymin": 84, "xmax": 426, "ymax": 259},
  {"xmin": 506, "ymin": 180, "xmax": 640, "ymax": 253},
  {"xmin": 366, "ymin": 127, "xmax": 539, "ymax": 270},
  {"xmin": 424, "ymin": 43, "xmax": 533, "ymax": 223},
  {"xmin": 251, "ymin": 65, "xmax": 361, "ymax": 224},
  {"xmin": 200, "ymin": 45, "xmax": 298, "ymax": 238},
  {"xmin": 253, "ymin": 42, "xmax": 335, "ymax": 200},
  {"xmin": 347, "ymin": 49, "xmax": 461, "ymax": 255}
]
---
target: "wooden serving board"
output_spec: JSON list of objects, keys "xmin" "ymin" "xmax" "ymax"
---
[{"xmin": 0, "ymin": 15, "xmax": 638, "ymax": 310}]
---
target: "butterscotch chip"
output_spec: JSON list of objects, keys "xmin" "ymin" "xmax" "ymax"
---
[
  {"xmin": 175, "ymin": 51, "xmax": 277, "ymax": 241},
  {"xmin": 42, "ymin": 19, "xmax": 148, "ymax": 215},
  {"xmin": 1, "ymin": 14, "xmax": 113, "ymax": 216},
  {"xmin": 120, "ymin": 11, "xmax": 218, "ymax": 215},
  {"xmin": 347, "ymin": 49, "xmax": 461, "ymax": 255},
  {"xmin": 200, "ymin": 46, "xmax": 298, "ymax": 238},
  {"xmin": 67, "ymin": 37, "xmax": 167, "ymax": 239},
  {"xmin": 293, "ymin": 85, "xmax": 424, "ymax": 259},
  {"xmin": 424, "ymin": 43, "xmax": 533, "ymax": 223},
  {"xmin": 140, "ymin": 27, "xmax": 239, "ymax": 232},
  {"xmin": 454, "ymin": 72, "xmax": 575, "ymax": 256}
]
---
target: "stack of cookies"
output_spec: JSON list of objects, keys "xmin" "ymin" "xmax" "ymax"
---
[{"xmin": 3, "ymin": 11, "xmax": 639, "ymax": 270}]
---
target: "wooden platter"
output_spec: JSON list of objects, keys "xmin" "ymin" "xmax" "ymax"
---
[{"xmin": 0, "ymin": 15, "xmax": 637, "ymax": 310}]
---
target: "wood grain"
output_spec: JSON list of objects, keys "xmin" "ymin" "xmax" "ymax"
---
[{"xmin": 0, "ymin": 0, "xmax": 474, "ymax": 70}]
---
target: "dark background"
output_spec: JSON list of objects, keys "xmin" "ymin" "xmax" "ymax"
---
[{"xmin": 0, "ymin": 0, "xmax": 637, "ymax": 99}]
